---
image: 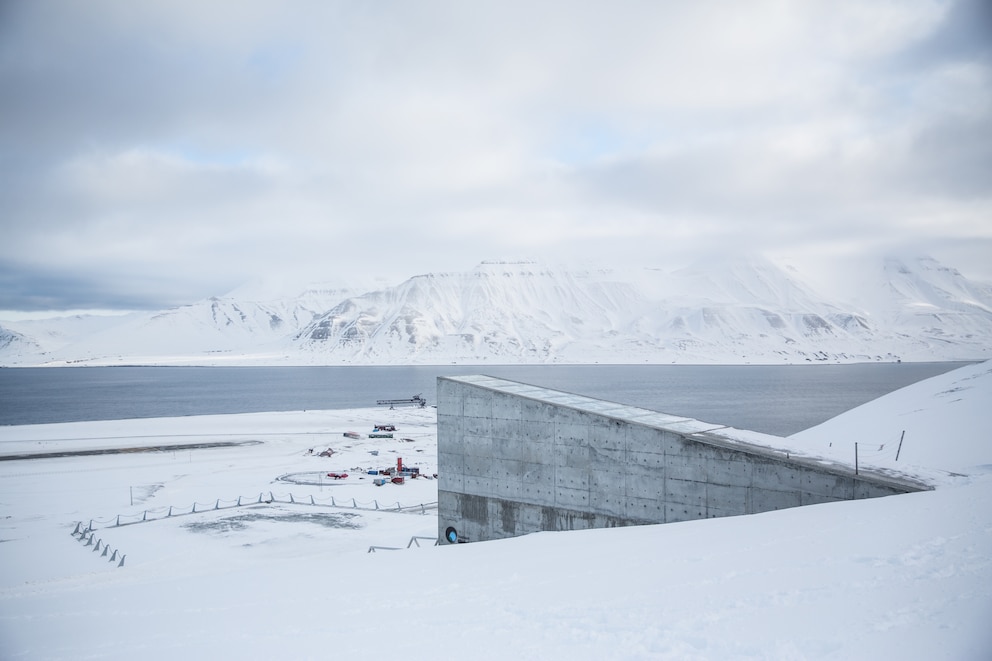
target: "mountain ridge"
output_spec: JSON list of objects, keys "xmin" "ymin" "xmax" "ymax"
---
[{"xmin": 2, "ymin": 255, "xmax": 990, "ymax": 366}]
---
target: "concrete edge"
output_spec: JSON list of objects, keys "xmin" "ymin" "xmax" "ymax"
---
[{"xmin": 439, "ymin": 374, "xmax": 933, "ymax": 493}]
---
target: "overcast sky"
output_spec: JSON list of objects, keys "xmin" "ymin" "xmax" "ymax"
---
[{"xmin": 1, "ymin": 0, "xmax": 990, "ymax": 315}]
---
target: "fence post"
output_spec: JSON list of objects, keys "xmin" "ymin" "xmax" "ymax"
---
[
  {"xmin": 72, "ymin": 522, "xmax": 81, "ymax": 535},
  {"xmin": 118, "ymin": 554, "xmax": 126, "ymax": 568},
  {"xmin": 290, "ymin": 493, "xmax": 295, "ymax": 504},
  {"xmin": 237, "ymin": 496, "xmax": 242, "ymax": 506},
  {"xmin": 192, "ymin": 503, "xmax": 197, "ymax": 513},
  {"xmin": 142, "ymin": 511, "xmax": 147, "ymax": 521},
  {"xmin": 215, "ymin": 499, "xmax": 220, "ymax": 510},
  {"xmin": 353, "ymin": 498, "xmax": 357, "ymax": 508},
  {"xmin": 115, "ymin": 515, "xmax": 120, "ymax": 527},
  {"xmin": 310, "ymin": 495, "xmax": 315, "ymax": 505},
  {"xmin": 374, "ymin": 500, "xmax": 379, "ymax": 510},
  {"xmin": 168, "ymin": 506, "xmax": 173, "ymax": 517},
  {"xmin": 331, "ymin": 496, "xmax": 336, "ymax": 507},
  {"xmin": 93, "ymin": 539, "xmax": 101, "ymax": 552}
]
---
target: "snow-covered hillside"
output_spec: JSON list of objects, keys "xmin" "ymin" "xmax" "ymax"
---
[
  {"xmin": 296, "ymin": 262, "xmax": 647, "ymax": 362},
  {"xmin": 790, "ymin": 359, "xmax": 992, "ymax": 477},
  {"xmin": 3, "ymin": 255, "xmax": 991, "ymax": 366},
  {"xmin": 0, "ymin": 285, "xmax": 353, "ymax": 366},
  {"xmin": 0, "ymin": 362, "xmax": 989, "ymax": 659},
  {"xmin": 860, "ymin": 256, "xmax": 992, "ymax": 346}
]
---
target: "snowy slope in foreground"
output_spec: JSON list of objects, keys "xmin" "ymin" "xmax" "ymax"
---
[{"xmin": 1, "ymin": 365, "xmax": 991, "ymax": 659}]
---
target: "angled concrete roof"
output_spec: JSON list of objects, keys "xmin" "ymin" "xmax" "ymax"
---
[
  {"xmin": 443, "ymin": 374, "xmax": 726, "ymax": 432},
  {"xmin": 439, "ymin": 374, "xmax": 931, "ymax": 492}
]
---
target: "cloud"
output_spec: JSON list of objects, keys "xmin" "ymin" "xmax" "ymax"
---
[{"xmin": 1, "ymin": 0, "xmax": 990, "ymax": 313}]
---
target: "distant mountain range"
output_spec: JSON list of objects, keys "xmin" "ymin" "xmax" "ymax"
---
[{"xmin": 2, "ymin": 255, "xmax": 990, "ymax": 366}]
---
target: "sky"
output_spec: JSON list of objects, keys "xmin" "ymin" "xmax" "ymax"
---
[{"xmin": 1, "ymin": 0, "xmax": 991, "ymax": 315}]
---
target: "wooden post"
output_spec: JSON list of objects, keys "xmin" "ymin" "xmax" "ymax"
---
[{"xmin": 895, "ymin": 430, "xmax": 905, "ymax": 461}]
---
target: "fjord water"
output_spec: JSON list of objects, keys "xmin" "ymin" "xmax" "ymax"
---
[{"xmin": 0, "ymin": 363, "xmax": 968, "ymax": 436}]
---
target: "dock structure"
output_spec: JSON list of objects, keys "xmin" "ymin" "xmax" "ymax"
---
[{"xmin": 376, "ymin": 394, "xmax": 427, "ymax": 409}]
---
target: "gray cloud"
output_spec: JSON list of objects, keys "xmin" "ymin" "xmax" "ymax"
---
[{"xmin": 1, "ymin": 0, "xmax": 990, "ymax": 314}]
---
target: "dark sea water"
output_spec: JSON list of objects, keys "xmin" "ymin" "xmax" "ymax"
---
[
  {"xmin": 0, "ymin": 363, "xmax": 970, "ymax": 436},
  {"xmin": 0, "ymin": 363, "xmax": 966, "ymax": 435}
]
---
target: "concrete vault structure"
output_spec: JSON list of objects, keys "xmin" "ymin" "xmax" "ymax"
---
[{"xmin": 437, "ymin": 375, "xmax": 927, "ymax": 544}]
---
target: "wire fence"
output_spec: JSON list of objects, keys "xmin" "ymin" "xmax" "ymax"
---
[
  {"xmin": 852, "ymin": 430, "xmax": 908, "ymax": 474},
  {"xmin": 70, "ymin": 521, "xmax": 126, "ymax": 568},
  {"xmin": 71, "ymin": 495, "xmax": 438, "ymax": 569},
  {"xmin": 79, "ymin": 491, "xmax": 438, "ymax": 532}
]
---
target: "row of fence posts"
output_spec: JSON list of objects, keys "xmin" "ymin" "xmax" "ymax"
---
[
  {"xmin": 87, "ymin": 492, "xmax": 437, "ymax": 532},
  {"xmin": 72, "ymin": 495, "xmax": 440, "ymax": 565},
  {"xmin": 287, "ymin": 492, "xmax": 432, "ymax": 513},
  {"xmin": 854, "ymin": 431, "xmax": 906, "ymax": 477},
  {"xmin": 71, "ymin": 522, "xmax": 125, "ymax": 567}
]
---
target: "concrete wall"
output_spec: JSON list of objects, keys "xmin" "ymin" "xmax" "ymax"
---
[{"xmin": 437, "ymin": 375, "xmax": 926, "ymax": 544}]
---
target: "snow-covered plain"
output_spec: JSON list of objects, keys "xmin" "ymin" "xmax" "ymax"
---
[{"xmin": 1, "ymin": 363, "xmax": 990, "ymax": 660}]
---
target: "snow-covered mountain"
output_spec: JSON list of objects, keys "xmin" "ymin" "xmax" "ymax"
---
[
  {"xmin": 628, "ymin": 256, "xmax": 880, "ymax": 363},
  {"xmin": 859, "ymin": 256, "xmax": 992, "ymax": 344},
  {"xmin": 0, "ymin": 325, "xmax": 38, "ymax": 356},
  {"xmin": 3, "ymin": 255, "xmax": 991, "ymax": 366},
  {"xmin": 0, "ymin": 285, "xmax": 354, "ymax": 365},
  {"xmin": 296, "ymin": 261, "xmax": 647, "ymax": 363},
  {"xmin": 2, "ymin": 313, "xmax": 141, "ymax": 357}
]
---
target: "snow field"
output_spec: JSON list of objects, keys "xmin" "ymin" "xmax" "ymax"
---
[
  {"xmin": 0, "ymin": 407, "xmax": 440, "ymax": 588},
  {"xmin": 1, "ymin": 364, "xmax": 991, "ymax": 659}
]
